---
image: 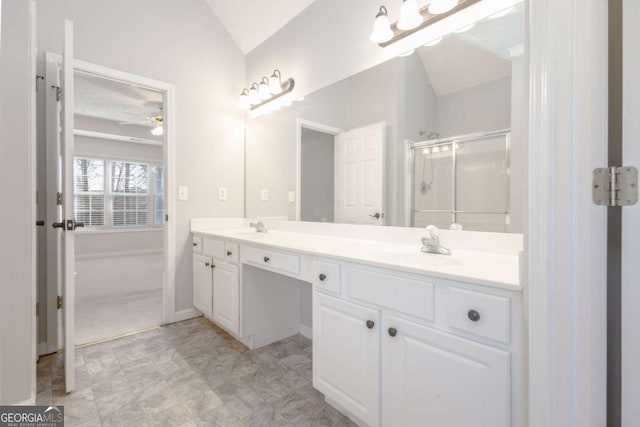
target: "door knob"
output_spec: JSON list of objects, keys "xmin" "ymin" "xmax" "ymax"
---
[
  {"xmin": 36, "ymin": 220, "xmax": 45, "ymax": 226},
  {"xmin": 369, "ymin": 212, "xmax": 382, "ymax": 219},
  {"xmin": 388, "ymin": 327, "xmax": 397, "ymax": 337},
  {"xmin": 227, "ymin": 250, "xmax": 233, "ymax": 256}
]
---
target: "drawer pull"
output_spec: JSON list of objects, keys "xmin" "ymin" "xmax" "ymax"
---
[
  {"xmin": 227, "ymin": 250, "xmax": 233, "ymax": 256},
  {"xmin": 319, "ymin": 273, "xmax": 327, "ymax": 281},
  {"xmin": 263, "ymin": 256, "xmax": 270, "ymax": 263},
  {"xmin": 388, "ymin": 327, "xmax": 397, "ymax": 337},
  {"xmin": 366, "ymin": 320, "xmax": 375, "ymax": 329},
  {"xmin": 193, "ymin": 242, "xmax": 198, "ymax": 247},
  {"xmin": 467, "ymin": 309, "xmax": 481, "ymax": 322}
]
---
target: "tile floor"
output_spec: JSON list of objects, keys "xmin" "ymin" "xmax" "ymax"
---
[
  {"xmin": 37, "ymin": 317, "xmax": 356, "ymax": 427},
  {"xmin": 76, "ymin": 289, "xmax": 163, "ymax": 345}
]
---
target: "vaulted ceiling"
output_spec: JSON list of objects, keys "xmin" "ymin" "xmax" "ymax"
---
[{"xmin": 204, "ymin": 0, "xmax": 316, "ymax": 54}]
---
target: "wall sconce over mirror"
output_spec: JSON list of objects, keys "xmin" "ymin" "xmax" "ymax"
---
[
  {"xmin": 239, "ymin": 69, "xmax": 295, "ymax": 111},
  {"xmin": 370, "ymin": 0, "xmax": 490, "ymax": 47}
]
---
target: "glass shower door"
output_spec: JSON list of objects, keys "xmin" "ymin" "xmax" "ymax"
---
[{"xmin": 413, "ymin": 143, "xmax": 454, "ymax": 228}]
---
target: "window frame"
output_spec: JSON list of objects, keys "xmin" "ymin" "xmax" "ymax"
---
[{"xmin": 72, "ymin": 155, "xmax": 165, "ymax": 232}]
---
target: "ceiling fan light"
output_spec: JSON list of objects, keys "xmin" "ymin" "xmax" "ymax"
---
[
  {"xmin": 370, "ymin": 6, "xmax": 394, "ymax": 43},
  {"xmin": 150, "ymin": 125, "xmax": 163, "ymax": 136},
  {"xmin": 398, "ymin": 0, "xmax": 423, "ymax": 31},
  {"xmin": 428, "ymin": 0, "xmax": 458, "ymax": 15},
  {"xmin": 269, "ymin": 70, "xmax": 283, "ymax": 94}
]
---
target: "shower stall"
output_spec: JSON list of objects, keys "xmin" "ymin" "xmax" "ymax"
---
[{"xmin": 410, "ymin": 129, "xmax": 511, "ymax": 232}]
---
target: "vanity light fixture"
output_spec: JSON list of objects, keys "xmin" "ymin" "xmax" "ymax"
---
[
  {"xmin": 370, "ymin": 0, "xmax": 483, "ymax": 47},
  {"xmin": 239, "ymin": 70, "xmax": 296, "ymax": 111},
  {"xmin": 398, "ymin": 0, "xmax": 423, "ymax": 30},
  {"xmin": 369, "ymin": 6, "xmax": 394, "ymax": 43}
]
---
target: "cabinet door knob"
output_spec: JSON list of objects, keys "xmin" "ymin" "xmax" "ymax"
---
[
  {"xmin": 205, "ymin": 262, "xmax": 210, "ymax": 267},
  {"xmin": 366, "ymin": 320, "xmax": 375, "ymax": 329},
  {"xmin": 211, "ymin": 263, "xmax": 216, "ymax": 269},
  {"xmin": 388, "ymin": 327, "xmax": 397, "ymax": 337},
  {"xmin": 319, "ymin": 274, "xmax": 327, "ymax": 281},
  {"xmin": 193, "ymin": 242, "xmax": 197, "ymax": 247},
  {"xmin": 264, "ymin": 256, "xmax": 270, "ymax": 263},
  {"xmin": 227, "ymin": 250, "xmax": 232, "ymax": 256},
  {"xmin": 467, "ymin": 309, "xmax": 480, "ymax": 322}
]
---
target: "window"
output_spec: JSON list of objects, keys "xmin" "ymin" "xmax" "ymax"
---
[{"xmin": 73, "ymin": 157, "xmax": 164, "ymax": 230}]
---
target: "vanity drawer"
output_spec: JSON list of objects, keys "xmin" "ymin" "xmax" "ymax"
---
[
  {"xmin": 203, "ymin": 237, "xmax": 225, "ymax": 259},
  {"xmin": 447, "ymin": 287, "xmax": 510, "ymax": 344},
  {"xmin": 343, "ymin": 267, "xmax": 434, "ymax": 322},
  {"xmin": 224, "ymin": 242, "xmax": 239, "ymax": 264},
  {"xmin": 192, "ymin": 236, "xmax": 203, "ymax": 254},
  {"xmin": 312, "ymin": 260, "xmax": 341, "ymax": 294},
  {"xmin": 243, "ymin": 246, "xmax": 300, "ymax": 275}
]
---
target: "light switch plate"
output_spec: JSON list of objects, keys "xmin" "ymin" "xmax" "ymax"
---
[
  {"xmin": 288, "ymin": 191, "xmax": 296, "ymax": 202},
  {"xmin": 178, "ymin": 186, "xmax": 189, "ymax": 201},
  {"xmin": 218, "ymin": 187, "xmax": 228, "ymax": 201},
  {"xmin": 260, "ymin": 189, "xmax": 269, "ymax": 201}
]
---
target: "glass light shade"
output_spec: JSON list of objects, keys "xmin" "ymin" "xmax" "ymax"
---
[
  {"xmin": 370, "ymin": 9, "xmax": 393, "ymax": 43},
  {"xmin": 150, "ymin": 125, "xmax": 163, "ymax": 136},
  {"xmin": 398, "ymin": 49, "xmax": 415, "ymax": 57},
  {"xmin": 248, "ymin": 86, "xmax": 260, "ymax": 105},
  {"xmin": 258, "ymin": 79, "xmax": 271, "ymax": 100},
  {"xmin": 238, "ymin": 91, "xmax": 250, "ymax": 109},
  {"xmin": 398, "ymin": 0, "xmax": 423, "ymax": 31},
  {"xmin": 428, "ymin": 0, "xmax": 458, "ymax": 15},
  {"xmin": 269, "ymin": 75, "xmax": 283, "ymax": 94},
  {"xmin": 453, "ymin": 23, "xmax": 475, "ymax": 33}
]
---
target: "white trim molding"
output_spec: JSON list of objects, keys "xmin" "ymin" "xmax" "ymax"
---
[
  {"xmin": 174, "ymin": 307, "xmax": 202, "ymax": 323},
  {"xmin": 528, "ymin": 0, "xmax": 607, "ymax": 425}
]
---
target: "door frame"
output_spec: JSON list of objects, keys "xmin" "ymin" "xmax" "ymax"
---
[
  {"xmin": 295, "ymin": 118, "xmax": 344, "ymax": 221},
  {"xmin": 527, "ymin": 0, "xmax": 608, "ymax": 424},
  {"xmin": 44, "ymin": 54, "xmax": 177, "ymax": 350}
]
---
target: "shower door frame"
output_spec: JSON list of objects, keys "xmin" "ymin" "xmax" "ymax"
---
[{"xmin": 408, "ymin": 128, "xmax": 512, "ymax": 231}]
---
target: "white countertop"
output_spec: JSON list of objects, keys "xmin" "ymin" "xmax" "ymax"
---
[{"xmin": 191, "ymin": 221, "xmax": 522, "ymax": 291}]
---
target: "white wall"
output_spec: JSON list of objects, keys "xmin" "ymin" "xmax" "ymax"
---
[
  {"xmin": 36, "ymin": 0, "xmax": 246, "ymax": 313},
  {"xmin": 0, "ymin": 0, "xmax": 36, "ymax": 405},
  {"xmin": 435, "ymin": 77, "xmax": 512, "ymax": 137},
  {"xmin": 300, "ymin": 128, "xmax": 335, "ymax": 222}
]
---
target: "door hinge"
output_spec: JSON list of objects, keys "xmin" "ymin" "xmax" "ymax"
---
[
  {"xmin": 165, "ymin": 214, "xmax": 169, "ymax": 222},
  {"xmin": 593, "ymin": 166, "xmax": 638, "ymax": 206},
  {"xmin": 36, "ymin": 302, "xmax": 40, "ymax": 317},
  {"xmin": 57, "ymin": 192, "xmax": 63, "ymax": 206},
  {"xmin": 57, "ymin": 296, "xmax": 63, "ymax": 310}
]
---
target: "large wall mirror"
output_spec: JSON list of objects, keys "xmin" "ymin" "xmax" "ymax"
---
[{"xmin": 245, "ymin": 2, "xmax": 526, "ymax": 233}]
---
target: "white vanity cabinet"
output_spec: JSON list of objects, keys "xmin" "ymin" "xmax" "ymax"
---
[
  {"xmin": 312, "ymin": 266, "xmax": 520, "ymax": 427},
  {"xmin": 192, "ymin": 236, "xmax": 240, "ymax": 335}
]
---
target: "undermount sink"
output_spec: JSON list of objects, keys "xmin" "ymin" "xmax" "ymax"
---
[{"xmin": 373, "ymin": 251, "xmax": 463, "ymax": 267}]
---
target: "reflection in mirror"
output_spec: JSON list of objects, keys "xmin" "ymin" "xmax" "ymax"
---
[{"xmin": 245, "ymin": 2, "xmax": 525, "ymax": 233}]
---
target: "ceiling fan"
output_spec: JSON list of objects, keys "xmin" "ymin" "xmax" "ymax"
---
[{"xmin": 118, "ymin": 115, "xmax": 164, "ymax": 136}]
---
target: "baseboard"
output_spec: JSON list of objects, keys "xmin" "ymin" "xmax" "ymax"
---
[
  {"xmin": 12, "ymin": 396, "xmax": 36, "ymax": 406},
  {"xmin": 37, "ymin": 341, "xmax": 47, "ymax": 357},
  {"xmin": 174, "ymin": 307, "xmax": 201, "ymax": 323},
  {"xmin": 299, "ymin": 323, "xmax": 312, "ymax": 340}
]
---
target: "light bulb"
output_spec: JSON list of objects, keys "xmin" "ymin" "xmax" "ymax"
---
[
  {"xmin": 258, "ymin": 78, "xmax": 271, "ymax": 100},
  {"xmin": 268, "ymin": 70, "xmax": 283, "ymax": 94},
  {"xmin": 398, "ymin": 0, "xmax": 423, "ymax": 31},
  {"xmin": 428, "ymin": 0, "xmax": 458, "ymax": 15},
  {"xmin": 432, "ymin": 146, "xmax": 440, "ymax": 153},
  {"xmin": 423, "ymin": 37, "xmax": 442, "ymax": 47},
  {"xmin": 370, "ymin": 6, "xmax": 393, "ymax": 43},
  {"xmin": 248, "ymin": 84, "xmax": 261, "ymax": 105},
  {"xmin": 151, "ymin": 125, "xmax": 163, "ymax": 136},
  {"xmin": 238, "ymin": 89, "xmax": 250, "ymax": 110}
]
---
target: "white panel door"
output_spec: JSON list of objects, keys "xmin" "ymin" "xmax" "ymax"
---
[
  {"xmin": 384, "ymin": 315, "xmax": 510, "ymax": 427},
  {"xmin": 61, "ymin": 19, "xmax": 77, "ymax": 393},
  {"xmin": 313, "ymin": 291, "xmax": 381, "ymax": 427},
  {"xmin": 212, "ymin": 260, "xmax": 240, "ymax": 335},
  {"xmin": 622, "ymin": 0, "xmax": 640, "ymax": 422},
  {"xmin": 335, "ymin": 122, "xmax": 385, "ymax": 224},
  {"xmin": 193, "ymin": 254, "xmax": 213, "ymax": 317}
]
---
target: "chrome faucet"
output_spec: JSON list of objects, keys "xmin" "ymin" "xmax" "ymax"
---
[
  {"xmin": 249, "ymin": 219, "xmax": 267, "ymax": 233},
  {"xmin": 421, "ymin": 225, "xmax": 451, "ymax": 255}
]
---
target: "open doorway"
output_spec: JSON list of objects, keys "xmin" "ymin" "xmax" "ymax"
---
[
  {"xmin": 39, "ymin": 54, "xmax": 176, "ymax": 355},
  {"xmin": 300, "ymin": 127, "xmax": 336, "ymax": 222}
]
